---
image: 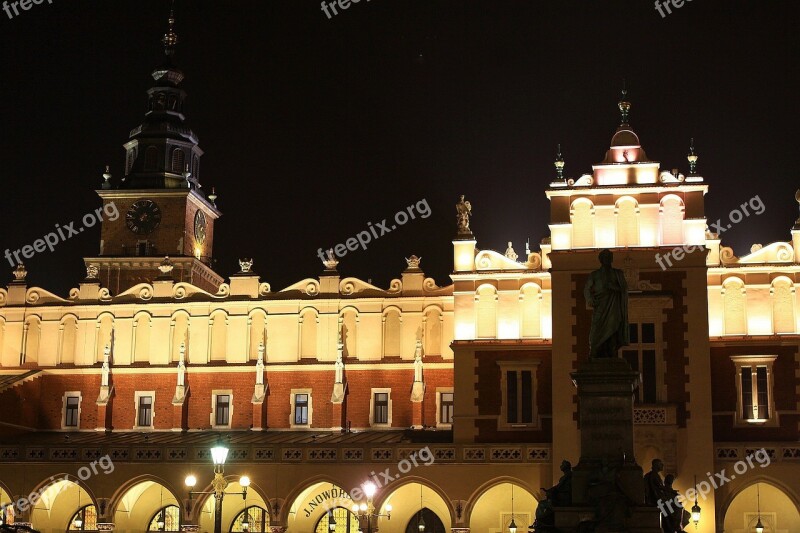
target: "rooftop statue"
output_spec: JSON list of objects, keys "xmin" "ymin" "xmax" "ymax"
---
[
  {"xmin": 456, "ymin": 195, "xmax": 472, "ymax": 236},
  {"xmin": 583, "ymin": 249, "xmax": 629, "ymax": 358}
]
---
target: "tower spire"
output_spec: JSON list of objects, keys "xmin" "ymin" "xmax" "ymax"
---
[
  {"xmin": 162, "ymin": 1, "xmax": 178, "ymax": 57},
  {"xmin": 618, "ymin": 80, "xmax": 631, "ymax": 127}
]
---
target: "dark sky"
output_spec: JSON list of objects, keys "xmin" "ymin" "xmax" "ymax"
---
[{"xmin": 1, "ymin": 1, "xmax": 798, "ymax": 296}]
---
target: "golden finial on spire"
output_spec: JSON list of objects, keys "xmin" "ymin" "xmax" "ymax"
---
[
  {"xmin": 162, "ymin": 1, "xmax": 178, "ymax": 55},
  {"xmin": 618, "ymin": 79, "xmax": 631, "ymax": 126}
]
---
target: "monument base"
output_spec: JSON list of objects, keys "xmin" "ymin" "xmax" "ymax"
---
[{"xmin": 553, "ymin": 505, "xmax": 662, "ymax": 532}]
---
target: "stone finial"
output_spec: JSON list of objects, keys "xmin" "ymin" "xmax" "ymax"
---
[
  {"xmin": 239, "ymin": 258, "xmax": 254, "ymax": 273},
  {"xmin": 12, "ymin": 262, "xmax": 27, "ymax": 281},
  {"xmin": 795, "ymin": 189, "xmax": 800, "ymax": 225},
  {"xmin": 504, "ymin": 241, "xmax": 519, "ymax": 262},
  {"xmin": 158, "ymin": 256, "xmax": 174, "ymax": 275},
  {"xmin": 405, "ymin": 255, "xmax": 422, "ymax": 269},
  {"xmin": 86, "ymin": 264, "xmax": 99, "ymax": 280},
  {"xmin": 102, "ymin": 166, "xmax": 112, "ymax": 190},
  {"xmin": 322, "ymin": 249, "xmax": 339, "ymax": 271},
  {"xmin": 750, "ymin": 244, "xmax": 763, "ymax": 253},
  {"xmin": 456, "ymin": 195, "xmax": 473, "ymax": 236},
  {"xmin": 687, "ymin": 138, "xmax": 698, "ymax": 175}
]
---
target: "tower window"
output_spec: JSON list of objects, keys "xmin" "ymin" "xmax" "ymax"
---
[
  {"xmin": 144, "ymin": 146, "xmax": 159, "ymax": 171},
  {"xmin": 498, "ymin": 361, "xmax": 540, "ymax": 430},
  {"xmin": 291, "ymin": 390, "xmax": 311, "ymax": 427},
  {"xmin": 622, "ymin": 321, "xmax": 659, "ymax": 404},
  {"xmin": 135, "ymin": 393, "xmax": 154, "ymax": 428},
  {"xmin": 171, "ymin": 148, "xmax": 185, "ymax": 174}
]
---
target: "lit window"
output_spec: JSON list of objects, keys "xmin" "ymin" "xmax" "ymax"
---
[
  {"xmin": 373, "ymin": 393, "xmax": 389, "ymax": 424},
  {"xmin": 64, "ymin": 394, "xmax": 80, "ymax": 428},
  {"xmin": 68, "ymin": 505, "xmax": 97, "ymax": 531},
  {"xmin": 294, "ymin": 393, "xmax": 309, "ymax": 426},
  {"xmin": 148, "ymin": 505, "xmax": 181, "ymax": 532},
  {"xmin": 135, "ymin": 393, "xmax": 154, "ymax": 428},
  {"xmin": 214, "ymin": 394, "xmax": 231, "ymax": 427},
  {"xmin": 622, "ymin": 321, "xmax": 659, "ymax": 403},
  {"xmin": 498, "ymin": 362, "xmax": 540, "ymax": 429},
  {"xmin": 731, "ymin": 356, "xmax": 777, "ymax": 425},
  {"xmin": 439, "ymin": 392, "xmax": 454, "ymax": 426}
]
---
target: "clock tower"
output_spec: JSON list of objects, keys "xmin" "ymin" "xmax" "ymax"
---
[{"xmin": 84, "ymin": 10, "xmax": 223, "ymax": 294}]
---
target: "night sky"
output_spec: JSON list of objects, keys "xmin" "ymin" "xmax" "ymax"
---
[{"xmin": 1, "ymin": 1, "xmax": 798, "ymax": 296}]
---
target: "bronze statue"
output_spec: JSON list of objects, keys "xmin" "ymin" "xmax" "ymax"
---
[
  {"xmin": 456, "ymin": 195, "xmax": 472, "ymax": 235},
  {"xmin": 583, "ymin": 249, "xmax": 629, "ymax": 358},
  {"xmin": 533, "ymin": 460, "xmax": 572, "ymax": 530},
  {"xmin": 643, "ymin": 459, "xmax": 666, "ymax": 506}
]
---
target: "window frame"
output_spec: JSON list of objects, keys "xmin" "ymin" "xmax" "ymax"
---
[
  {"xmin": 730, "ymin": 355, "xmax": 778, "ymax": 427},
  {"xmin": 497, "ymin": 361, "xmax": 540, "ymax": 430},
  {"xmin": 62, "ymin": 392, "xmax": 82, "ymax": 430},
  {"xmin": 211, "ymin": 390, "xmax": 233, "ymax": 429},
  {"xmin": 290, "ymin": 389, "xmax": 312, "ymax": 428},
  {"xmin": 436, "ymin": 388, "xmax": 454, "ymax": 428},
  {"xmin": 621, "ymin": 320, "xmax": 661, "ymax": 404},
  {"xmin": 134, "ymin": 391, "xmax": 155, "ymax": 430},
  {"xmin": 370, "ymin": 388, "xmax": 392, "ymax": 427}
]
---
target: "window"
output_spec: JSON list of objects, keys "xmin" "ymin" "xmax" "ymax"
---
[
  {"xmin": 63, "ymin": 393, "xmax": 81, "ymax": 428},
  {"xmin": 370, "ymin": 389, "xmax": 392, "ymax": 426},
  {"xmin": 144, "ymin": 145, "xmax": 159, "ymax": 170},
  {"xmin": 622, "ymin": 321, "xmax": 659, "ymax": 404},
  {"xmin": 438, "ymin": 391, "xmax": 454, "ymax": 426},
  {"xmin": 171, "ymin": 148, "xmax": 185, "ymax": 174},
  {"xmin": 212, "ymin": 392, "xmax": 232, "ymax": 427},
  {"xmin": 374, "ymin": 393, "xmax": 389, "ymax": 424},
  {"xmin": 315, "ymin": 507, "xmax": 359, "ymax": 533},
  {"xmin": 68, "ymin": 505, "xmax": 97, "ymax": 531},
  {"xmin": 231, "ymin": 505, "xmax": 270, "ymax": 532},
  {"xmin": 731, "ymin": 356, "xmax": 777, "ymax": 426},
  {"xmin": 291, "ymin": 390, "xmax": 311, "ymax": 427},
  {"xmin": 148, "ymin": 505, "xmax": 181, "ymax": 532},
  {"xmin": 135, "ymin": 392, "xmax": 155, "ymax": 428},
  {"xmin": 498, "ymin": 362, "xmax": 540, "ymax": 429},
  {"xmin": 136, "ymin": 240, "xmax": 149, "ymax": 257}
]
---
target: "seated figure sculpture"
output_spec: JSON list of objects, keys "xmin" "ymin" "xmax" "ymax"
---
[{"xmin": 533, "ymin": 460, "xmax": 572, "ymax": 530}]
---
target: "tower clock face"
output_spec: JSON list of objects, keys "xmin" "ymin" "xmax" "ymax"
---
[
  {"xmin": 194, "ymin": 210, "xmax": 207, "ymax": 244},
  {"xmin": 125, "ymin": 199, "xmax": 162, "ymax": 235}
]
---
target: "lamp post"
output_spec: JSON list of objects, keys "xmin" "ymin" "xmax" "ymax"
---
[
  {"xmin": 351, "ymin": 482, "xmax": 392, "ymax": 533},
  {"xmin": 185, "ymin": 437, "xmax": 251, "ymax": 533}
]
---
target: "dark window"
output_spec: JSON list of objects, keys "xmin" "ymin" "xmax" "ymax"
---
[
  {"xmin": 506, "ymin": 370, "xmax": 535, "ymax": 425},
  {"xmin": 137, "ymin": 241, "xmax": 148, "ymax": 256},
  {"xmin": 642, "ymin": 323, "xmax": 656, "ymax": 343},
  {"xmin": 440, "ymin": 392, "xmax": 454, "ymax": 425},
  {"xmin": 642, "ymin": 350, "xmax": 657, "ymax": 403},
  {"xmin": 144, "ymin": 146, "xmax": 159, "ymax": 170},
  {"xmin": 374, "ymin": 392, "xmax": 389, "ymax": 424},
  {"xmin": 741, "ymin": 367, "xmax": 753, "ymax": 420},
  {"xmin": 215, "ymin": 394, "xmax": 230, "ymax": 426},
  {"xmin": 294, "ymin": 393, "xmax": 309, "ymax": 425},
  {"xmin": 506, "ymin": 370, "xmax": 518, "ymax": 423},
  {"xmin": 756, "ymin": 367, "xmax": 769, "ymax": 419},
  {"xmin": 65, "ymin": 396, "xmax": 79, "ymax": 427},
  {"xmin": 137, "ymin": 395, "xmax": 153, "ymax": 426},
  {"xmin": 629, "ymin": 324, "xmax": 638, "ymax": 343},
  {"xmin": 171, "ymin": 148, "xmax": 185, "ymax": 173}
]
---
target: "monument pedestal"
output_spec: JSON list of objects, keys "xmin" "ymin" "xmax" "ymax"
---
[{"xmin": 550, "ymin": 358, "xmax": 661, "ymax": 532}]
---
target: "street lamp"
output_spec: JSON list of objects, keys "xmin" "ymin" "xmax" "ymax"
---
[
  {"xmin": 351, "ymin": 482, "xmax": 392, "ymax": 533},
  {"xmin": 691, "ymin": 475, "xmax": 701, "ymax": 529},
  {"xmin": 185, "ymin": 437, "xmax": 251, "ymax": 533}
]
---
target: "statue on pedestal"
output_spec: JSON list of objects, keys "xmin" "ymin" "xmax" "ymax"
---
[
  {"xmin": 643, "ymin": 459, "xmax": 666, "ymax": 506},
  {"xmin": 533, "ymin": 460, "xmax": 573, "ymax": 530},
  {"xmin": 583, "ymin": 249, "xmax": 629, "ymax": 358},
  {"xmin": 455, "ymin": 195, "xmax": 472, "ymax": 236}
]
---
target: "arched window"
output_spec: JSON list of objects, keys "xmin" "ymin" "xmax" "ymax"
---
[
  {"xmin": 476, "ymin": 285, "xmax": 498, "ymax": 338},
  {"xmin": 133, "ymin": 314, "xmax": 151, "ymax": 363},
  {"xmin": 341, "ymin": 310, "xmax": 357, "ymax": 358},
  {"xmin": 314, "ymin": 507, "xmax": 359, "ymax": 533},
  {"xmin": 405, "ymin": 508, "xmax": 446, "ymax": 533},
  {"xmin": 144, "ymin": 146, "xmax": 159, "ymax": 170},
  {"xmin": 571, "ymin": 199, "xmax": 594, "ymax": 248},
  {"xmin": 616, "ymin": 197, "xmax": 639, "ymax": 247},
  {"xmin": 171, "ymin": 148, "xmax": 185, "ymax": 174},
  {"xmin": 722, "ymin": 278, "xmax": 747, "ymax": 335},
  {"xmin": 210, "ymin": 313, "xmax": 228, "ymax": 361},
  {"xmin": 424, "ymin": 309, "xmax": 442, "ymax": 355},
  {"xmin": 660, "ymin": 195, "xmax": 685, "ymax": 245},
  {"xmin": 520, "ymin": 284, "xmax": 542, "ymax": 338},
  {"xmin": 67, "ymin": 504, "xmax": 97, "ymax": 531},
  {"xmin": 231, "ymin": 505, "xmax": 270, "ymax": 532},
  {"xmin": 772, "ymin": 278, "xmax": 796, "ymax": 334},
  {"xmin": 300, "ymin": 309, "xmax": 318, "ymax": 358},
  {"xmin": 148, "ymin": 505, "xmax": 181, "ymax": 532},
  {"xmin": 383, "ymin": 309, "xmax": 401, "ymax": 356}
]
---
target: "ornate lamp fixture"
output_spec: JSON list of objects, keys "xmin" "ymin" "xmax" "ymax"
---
[
  {"xmin": 691, "ymin": 474, "xmax": 701, "ymax": 528},
  {"xmin": 351, "ymin": 482, "xmax": 392, "ymax": 533},
  {"xmin": 754, "ymin": 483, "xmax": 764, "ymax": 533},
  {"xmin": 508, "ymin": 484, "xmax": 517, "ymax": 533}
]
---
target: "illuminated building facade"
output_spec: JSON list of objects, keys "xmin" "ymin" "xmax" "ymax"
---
[{"xmin": 1, "ymin": 16, "xmax": 799, "ymax": 533}]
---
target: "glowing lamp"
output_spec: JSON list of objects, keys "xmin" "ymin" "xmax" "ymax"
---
[
  {"xmin": 418, "ymin": 514, "xmax": 426, "ymax": 532},
  {"xmin": 157, "ymin": 515, "xmax": 165, "ymax": 530},
  {"xmin": 691, "ymin": 501, "xmax": 701, "ymax": 527},
  {"xmin": 210, "ymin": 441, "xmax": 229, "ymax": 466},
  {"xmin": 241, "ymin": 515, "xmax": 250, "ymax": 531},
  {"xmin": 74, "ymin": 516, "xmax": 83, "ymax": 529},
  {"xmin": 328, "ymin": 510, "xmax": 337, "ymax": 531},
  {"xmin": 363, "ymin": 481, "xmax": 377, "ymax": 498},
  {"xmin": 184, "ymin": 475, "xmax": 197, "ymax": 488},
  {"xmin": 755, "ymin": 517, "xmax": 764, "ymax": 533},
  {"xmin": 508, "ymin": 517, "xmax": 517, "ymax": 533},
  {"xmin": 239, "ymin": 475, "xmax": 250, "ymax": 487},
  {"xmin": 359, "ymin": 503, "xmax": 368, "ymax": 512}
]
